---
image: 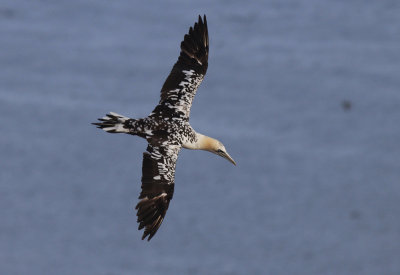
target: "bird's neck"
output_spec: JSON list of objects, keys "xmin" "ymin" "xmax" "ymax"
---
[{"xmin": 183, "ymin": 133, "xmax": 216, "ymax": 151}]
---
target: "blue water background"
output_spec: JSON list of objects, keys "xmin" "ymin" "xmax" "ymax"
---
[{"xmin": 1, "ymin": 1, "xmax": 400, "ymax": 274}]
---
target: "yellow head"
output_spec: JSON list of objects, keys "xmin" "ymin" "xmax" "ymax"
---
[{"xmin": 199, "ymin": 135, "xmax": 236, "ymax": 165}]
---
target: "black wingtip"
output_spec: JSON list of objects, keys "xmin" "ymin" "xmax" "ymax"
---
[
  {"xmin": 196, "ymin": 15, "xmax": 207, "ymax": 29},
  {"xmin": 198, "ymin": 14, "xmax": 206, "ymax": 21},
  {"xmin": 177, "ymin": 14, "xmax": 209, "ymax": 72}
]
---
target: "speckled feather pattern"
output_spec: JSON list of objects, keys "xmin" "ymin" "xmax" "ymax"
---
[{"xmin": 93, "ymin": 15, "xmax": 209, "ymax": 241}]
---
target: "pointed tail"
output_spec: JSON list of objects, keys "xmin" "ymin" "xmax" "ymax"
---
[{"xmin": 92, "ymin": 112, "xmax": 133, "ymax": 133}]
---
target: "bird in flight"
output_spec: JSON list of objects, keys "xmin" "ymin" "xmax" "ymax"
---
[{"xmin": 93, "ymin": 15, "xmax": 235, "ymax": 241}]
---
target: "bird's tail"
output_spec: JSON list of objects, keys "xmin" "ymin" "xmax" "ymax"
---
[{"xmin": 92, "ymin": 112, "xmax": 134, "ymax": 133}]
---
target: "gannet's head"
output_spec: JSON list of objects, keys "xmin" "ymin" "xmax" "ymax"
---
[
  {"xmin": 201, "ymin": 136, "xmax": 236, "ymax": 166},
  {"xmin": 213, "ymin": 141, "xmax": 236, "ymax": 166}
]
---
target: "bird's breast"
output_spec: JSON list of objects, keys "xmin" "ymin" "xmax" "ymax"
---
[{"xmin": 180, "ymin": 127, "xmax": 198, "ymax": 149}]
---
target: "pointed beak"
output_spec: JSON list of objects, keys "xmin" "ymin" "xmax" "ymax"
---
[{"xmin": 219, "ymin": 151, "xmax": 236, "ymax": 166}]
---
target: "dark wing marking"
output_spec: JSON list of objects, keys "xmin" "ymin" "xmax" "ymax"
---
[
  {"xmin": 151, "ymin": 15, "xmax": 209, "ymax": 120},
  {"xmin": 135, "ymin": 143, "xmax": 181, "ymax": 241}
]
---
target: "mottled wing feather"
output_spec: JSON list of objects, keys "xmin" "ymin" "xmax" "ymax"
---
[
  {"xmin": 152, "ymin": 15, "xmax": 209, "ymax": 120},
  {"xmin": 135, "ymin": 143, "xmax": 181, "ymax": 241}
]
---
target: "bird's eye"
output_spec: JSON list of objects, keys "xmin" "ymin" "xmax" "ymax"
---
[{"xmin": 216, "ymin": 149, "xmax": 223, "ymax": 153}]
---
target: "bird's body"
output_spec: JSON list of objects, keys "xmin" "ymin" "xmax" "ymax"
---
[{"xmin": 93, "ymin": 15, "xmax": 235, "ymax": 241}]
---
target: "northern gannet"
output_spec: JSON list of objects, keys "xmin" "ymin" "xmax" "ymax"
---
[{"xmin": 93, "ymin": 15, "xmax": 235, "ymax": 241}]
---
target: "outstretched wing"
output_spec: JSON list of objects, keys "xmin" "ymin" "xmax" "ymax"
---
[
  {"xmin": 151, "ymin": 15, "xmax": 209, "ymax": 120},
  {"xmin": 135, "ymin": 143, "xmax": 181, "ymax": 241}
]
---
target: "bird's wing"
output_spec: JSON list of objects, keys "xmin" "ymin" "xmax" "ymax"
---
[
  {"xmin": 135, "ymin": 143, "xmax": 181, "ymax": 241},
  {"xmin": 151, "ymin": 15, "xmax": 209, "ymax": 120}
]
